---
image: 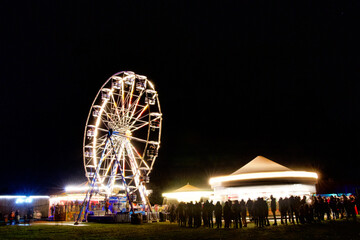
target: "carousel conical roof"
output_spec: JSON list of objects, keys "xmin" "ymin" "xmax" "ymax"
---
[{"xmin": 231, "ymin": 156, "xmax": 291, "ymax": 175}]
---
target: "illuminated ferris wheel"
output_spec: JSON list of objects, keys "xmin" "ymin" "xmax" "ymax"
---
[{"xmin": 83, "ymin": 71, "xmax": 162, "ymax": 203}]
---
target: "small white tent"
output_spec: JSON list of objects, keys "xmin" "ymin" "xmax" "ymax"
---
[{"xmin": 162, "ymin": 183, "xmax": 213, "ymax": 203}]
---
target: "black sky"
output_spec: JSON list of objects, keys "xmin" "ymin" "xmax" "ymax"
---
[{"xmin": 1, "ymin": 1, "xmax": 360, "ymax": 195}]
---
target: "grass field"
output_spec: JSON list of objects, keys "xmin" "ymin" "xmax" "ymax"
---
[{"xmin": 1, "ymin": 219, "xmax": 359, "ymax": 240}]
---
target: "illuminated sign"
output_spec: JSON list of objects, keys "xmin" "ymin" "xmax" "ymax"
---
[{"xmin": 16, "ymin": 197, "xmax": 33, "ymax": 204}]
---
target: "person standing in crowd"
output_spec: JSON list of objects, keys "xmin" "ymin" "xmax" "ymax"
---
[
  {"xmin": 105, "ymin": 199, "xmax": 110, "ymax": 214},
  {"xmin": 299, "ymin": 204, "xmax": 306, "ymax": 224},
  {"xmin": 169, "ymin": 204, "xmax": 176, "ymax": 223},
  {"xmin": 223, "ymin": 201, "xmax": 231, "ymax": 228},
  {"xmin": 232, "ymin": 200, "xmax": 242, "ymax": 228},
  {"xmin": 347, "ymin": 196, "xmax": 357, "ymax": 222},
  {"xmin": 207, "ymin": 200, "xmax": 214, "ymax": 228},
  {"xmin": 304, "ymin": 202, "xmax": 312, "ymax": 223},
  {"xmin": 294, "ymin": 196, "xmax": 301, "ymax": 224},
  {"xmin": 176, "ymin": 202, "xmax": 186, "ymax": 227},
  {"xmin": 8, "ymin": 211, "xmax": 15, "ymax": 225},
  {"xmin": 264, "ymin": 198, "xmax": 270, "ymax": 226},
  {"xmin": 240, "ymin": 199, "xmax": 247, "ymax": 227},
  {"xmin": 194, "ymin": 202, "xmax": 202, "ymax": 228},
  {"xmin": 329, "ymin": 196, "xmax": 338, "ymax": 219},
  {"xmin": 186, "ymin": 201, "xmax": 194, "ymax": 228},
  {"xmin": 15, "ymin": 210, "xmax": 20, "ymax": 224},
  {"xmin": 215, "ymin": 201, "xmax": 222, "ymax": 228},
  {"xmin": 254, "ymin": 198, "xmax": 264, "ymax": 228},
  {"xmin": 279, "ymin": 197, "xmax": 286, "ymax": 224},
  {"xmin": 270, "ymin": 195, "xmax": 277, "ymax": 225},
  {"xmin": 202, "ymin": 200, "xmax": 209, "ymax": 227},
  {"xmin": 252, "ymin": 199, "xmax": 259, "ymax": 227},
  {"xmin": 337, "ymin": 197, "xmax": 345, "ymax": 219},
  {"xmin": 288, "ymin": 196, "xmax": 295, "ymax": 224},
  {"xmin": 27, "ymin": 208, "xmax": 33, "ymax": 224},
  {"xmin": 246, "ymin": 198, "xmax": 253, "ymax": 222},
  {"xmin": 324, "ymin": 197, "xmax": 331, "ymax": 220}
]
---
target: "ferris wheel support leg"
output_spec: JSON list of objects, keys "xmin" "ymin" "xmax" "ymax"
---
[
  {"xmin": 75, "ymin": 172, "xmax": 98, "ymax": 225},
  {"xmin": 108, "ymin": 136, "xmax": 135, "ymax": 213},
  {"xmin": 75, "ymin": 195, "xmax": 88, "ymax": 225}
]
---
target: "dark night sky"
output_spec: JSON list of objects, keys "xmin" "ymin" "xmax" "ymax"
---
[{"xmin": 1, "ymin": 1, "xmax": 359, "ymax": 195}]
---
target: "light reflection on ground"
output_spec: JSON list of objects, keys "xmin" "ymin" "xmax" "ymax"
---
[{"xmin": 5, "ymin": 221, "xmax": 89, "ymax": 226}]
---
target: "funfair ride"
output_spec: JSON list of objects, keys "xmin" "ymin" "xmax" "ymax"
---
[{"xmin": 75, "ymin": 71, "xmax": 162, "ymax": 224}]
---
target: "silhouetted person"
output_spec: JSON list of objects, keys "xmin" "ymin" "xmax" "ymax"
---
[
  {"xmin": 15, "ymin": 210, "xmax": 20, "ymax": 224},
  {"xmin": 215, "ymin": 201, "xmax": 222, "ymax": 228},
  {"xmin": 323, "ymin": 197, "xmax": 331, "ymax": 220},
  {"xmin": 329, "ymin": 196, "xmax": 338, "ymax": 219},
  {"xmin": 347, "ymin": 196, "xmax": 357, "ymax": 222},
  {"xmin": 223, "ymin": 201, "xmax": 231, "ymax": 228},
  {"xmin": 240, "ymin": 199, "xmax": 247, "ymax": 227},
  {"xmin": 246, "ymin": 198, "xmax": 253, "ymax": 221},
  {"xmin": 202, "ymin": 201, "xmax": 209, "ymax": 227},
  {"xmin": 299, "ymin": 204, "xmax": 306, "ymax": 224},
  {"xmin": 176, "ymin": 202, "xmax": 186, "ymax": 227},
  {"xmin": 186, "ymin": 202, "xmax": 194, "ymax": 227},
  {"xmin": 194, "ymin": 202, "xmax": 202, "ymax": 228},
  {"xmin": 294, "ymin": 196, "xmax": 301, "ymax": 224},
  {"xmin": 264, "ymin": 198, "xmax": 270, "ymax": 226},
  {"xmin": 270, "ymin": 195, "xmax": 277, "ymax": 225},
  {"xmin": 207, "ymin": 200, "xmax": 214, "ymax": 228},
  {"xmin": 279, "ymin": 197, "xmax": 286, "ymax": 224},
  {"xmin": 232, "ymin": 200, "xmax": 241, "ymax": 228}
]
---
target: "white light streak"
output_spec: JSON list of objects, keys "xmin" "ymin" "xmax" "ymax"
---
[
  {"xmin": 65, "ymin": 184, "xmax": 125, "ymax": 192},
  {"xmin": 209, "ymin": 171, "xmax": 318, "ymax": 185}
]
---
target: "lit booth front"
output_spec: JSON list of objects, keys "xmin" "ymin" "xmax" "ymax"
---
[
  {"xmin": 0, "ymin": 196, "xmax": 50, "ymax": 219},
  {"xmin": 209, "ymin": 156, "xmax": 318, "ymax": 202}
]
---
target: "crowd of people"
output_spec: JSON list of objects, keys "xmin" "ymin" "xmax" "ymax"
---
[
  {"xmin": 0, "ymin": 208, "xmax": 40, "ymax": 225},
  {"xmin": 166, "ymin": 194, "xmax": 359, "ymax": 228}
]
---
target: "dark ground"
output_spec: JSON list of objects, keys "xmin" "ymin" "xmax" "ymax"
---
[{"xmin": 1, "ymin": 218, "xmax": 359, "ymax": 240}]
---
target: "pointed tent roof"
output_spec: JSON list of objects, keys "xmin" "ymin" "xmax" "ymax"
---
[
  {"xmin": 174, "ymin": 183, "xmax": 202, "ymax": 192},
  {"xmin": 231, "ymin": 156, "xmax": 292, "ymax": 175}
]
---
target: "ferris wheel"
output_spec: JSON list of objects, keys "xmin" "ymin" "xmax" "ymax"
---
[{"xmin": 83, "ymin": 71, "xmax": 162, "ymax": 204}]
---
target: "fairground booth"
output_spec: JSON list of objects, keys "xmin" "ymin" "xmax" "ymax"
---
[
  {"xmin": 0, "ymin": 196, "xmax": 50, "ymax": 219},
  {"xmin": 48, "ymin": 184, "xmax": 141, "ymax": 221},
  {"xmin": 209, "ymin": 156, "xmax": 318, "ymax": 202}
]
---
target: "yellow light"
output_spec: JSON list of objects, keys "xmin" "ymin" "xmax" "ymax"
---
[{"xmin": 209, "ymin": 171, "xmax": 318, "ymax": 185}]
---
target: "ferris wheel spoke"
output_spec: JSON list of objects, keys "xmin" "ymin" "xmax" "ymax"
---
[
  {"xmin": 110, "ymin": 94, "xmax": 123, "ymax": 125},
  {"xmin": 94, "ymin": 139, "xmax": 111, "ymax": 183},
  {"xmin": 130, "ymin": 121, "xmax": 149, "ymax": 132},
  {"xmin": 125, "ymin": 142, "xmax": 140, "ymax": 174},
  {"xmin": 103, "ymin": 104, "xmax": 117, "ymax": 124},
  {"xmin": 126, "ymin": 90, "xmax": 145, "ymax": 125},
  {"xmin": 105, "ymin": 142, "xmax": 124, "ymax": 188},
  {"xmin": 113, "ymin": 132, "xmax": 148, "ymax": 144},
  {"xmin": 128, "ymin": 104, "xmax": 149, "ymax": 128},
  {"xmin": 127, "ymin": 80, "xmax": 135, "ymax": 115},
  {"xmin": 96, "ymin": 127, "xmax": 109, "ymax": 133},
  {"xmin": 97, "ymin": 111, "xmax": 112, "ymax": 130},
  {"xmin": 131, "ymin": 144, "xmax": 150, "ymax": 171}
]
